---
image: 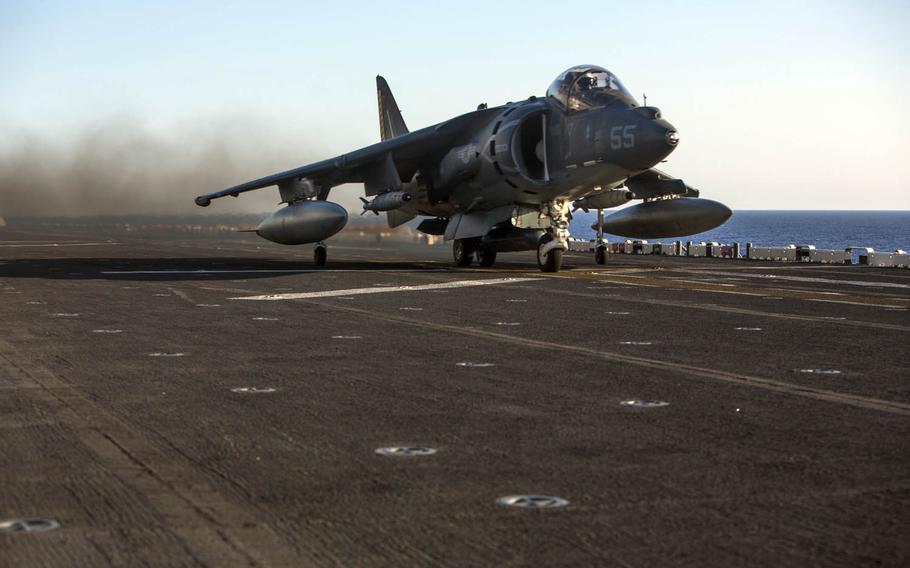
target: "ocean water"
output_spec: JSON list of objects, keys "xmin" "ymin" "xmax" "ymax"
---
[{"xmin": 570, "ymin": 210, "xmax": 910, "ymax": 252}]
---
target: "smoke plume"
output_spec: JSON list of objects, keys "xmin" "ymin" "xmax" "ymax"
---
[{"xmin": 0, "ymin": 114, "xmax": 333, "ymax": 217}]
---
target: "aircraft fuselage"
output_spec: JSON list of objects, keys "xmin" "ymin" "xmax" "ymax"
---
[{"xmin": 398, "ymin": 96, "xmax": 678, "ymax": 220}]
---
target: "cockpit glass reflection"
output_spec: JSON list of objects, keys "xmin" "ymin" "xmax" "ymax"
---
[{"xmin": 546, "ymin": 66, "xmax": 636, "ymax": 111}]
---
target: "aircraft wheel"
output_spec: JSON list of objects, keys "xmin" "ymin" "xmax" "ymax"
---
[
  {"xmin": 476, "ymin": 246, "xmax": 496, "ymax": 267},
  {"xmin": 537, "ymin": 235, "xmax": 563, "ymax": 273},
  {"xmin": 595, "ymin": 245, "xmax": 607, "ymax": 265},
  {"xmin": 453, "ymin": 238, "xmax": 477, "ymax": 267},
  {"xmin": 314, "ymin": 244, "xmax": 328, "ymax": 267}
]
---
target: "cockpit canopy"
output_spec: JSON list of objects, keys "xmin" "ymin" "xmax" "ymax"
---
[{"xmin": 546, "ymin": 65, "xmax": 636, "ymax": 111}]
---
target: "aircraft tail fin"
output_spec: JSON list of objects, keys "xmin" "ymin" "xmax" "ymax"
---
[{"xmin": 376, "ymin": 76, "xmax": 409, "ymax": 141}]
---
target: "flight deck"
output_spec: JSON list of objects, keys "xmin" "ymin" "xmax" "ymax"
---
[{"xmin": 1, "ymin": 227, "xmax": 908, "ymax": 566}]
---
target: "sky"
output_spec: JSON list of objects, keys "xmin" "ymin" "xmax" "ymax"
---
[{"xmin": 1, "ymin": 0, "xmax": 908, "ymax": 216}]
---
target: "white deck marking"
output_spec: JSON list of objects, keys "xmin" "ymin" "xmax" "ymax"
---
[
  {"xmin": 695, "ymin": 289, "xmax": 766, "ymax": 297},
  {"xmin": 0, "ymin": 242, "xmax": 118, "ymax": 248},
  {"xmin": 231, "ymin": 277, "xmax": 540, "ymax": 301},
  {"xmin": 320, "ymin": 302, "xmax": 910, "ymax": 416},
  {"xmin": 673, "ymin": 270, "xmax": 910, "ymax": 290},
  {"xmin": 609, "ymin": 272, "xmax": 896, "ymax": 300},
  {"xmin": 101, "ymin": 268, "xmax": 451, "ymax": 275},
  {"xmin": 808, "ymin": 299, "xmax": 905, "ymax": 308}
]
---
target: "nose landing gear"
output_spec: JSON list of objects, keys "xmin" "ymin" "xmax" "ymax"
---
[
  {"xmin": 537, "ymin": 234, "xmax": 564, "ymax": 272},
  {"xmin": 536, "ymin": 200, "xmax": 570, "ymax": 272}
]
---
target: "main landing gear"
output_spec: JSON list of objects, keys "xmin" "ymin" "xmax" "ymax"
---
[
  {"xmin": 451, "ymin": 234, "xmax": 564, "ymax": 272},
  {"xmin": 453, "ymin": 238, "xmax": 498, "ymax": 268},
  {"xmin": 451, "ymin": 200, "xmax": 571, "ymax": 272},
  {"xmin": 476, "ymin": 245, "xmax": 497, "ymax": 267},
  {"xmin": 453, "ymin": 238, "xmax": 476, "ymax": 267}
]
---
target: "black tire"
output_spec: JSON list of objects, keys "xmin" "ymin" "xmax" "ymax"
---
[
  {"xmin": 476, "ymin": 246, "xmax": 497, "ymax": 267},
  {"xmin": 314, "ymin": 245, "xmax": 327, "ymax": 267},
  {"xmin": 537, "ymin": 235, "xmax": 563, "ymax": 273},
  {"xmin": 595, "ymin": 245, "xmax": 607, "ymax": 265},
  {"xmin": 453, "ymin": 238, "xmax": 477, "ymax": 267}
]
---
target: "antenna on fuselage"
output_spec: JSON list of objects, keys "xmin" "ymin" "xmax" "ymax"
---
[{"xmin": 643, "ymin": 93, "xmax": 648, "ymax": 106}]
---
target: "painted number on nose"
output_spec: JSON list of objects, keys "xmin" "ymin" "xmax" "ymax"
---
[{"xmin": 610, "ymin": 125, "xmax": 636, "ymax": 149}]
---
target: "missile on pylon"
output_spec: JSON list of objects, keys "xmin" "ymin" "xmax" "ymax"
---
[
  {"xmin": 572, "ymin": 189, "xmax": 632, "ymax": 212},
  {"xmin": 360, "ymin": 191, "xmax": 412, "ymax": 215}
]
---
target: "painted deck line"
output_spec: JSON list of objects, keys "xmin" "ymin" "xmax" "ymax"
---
[
  {"xmin": 316, "ymin": 301, "xmax": 910, "ymax": 417},
  {"xmin": 101, "ymin": 268, "xmax": 452, "ymax": 275},
  {"xmin": 594, "ymin": 277, "xmax": 764, "ymax": 296},
  {"xmin": 694, "ymin": 289, "xmax": 767, "ymax": 297},
  {"xmin": 674, "ymin": 270, "xmax": 910, "ymax": 290},
  {"xmin": 0, "ymin": 242, "xmax": 119, "ymax": 248},
  {"xmin": 807, "ymin": 298, "xmax": 905, "ymax": 309},
  {"xmin": 231, "ymin": 277, "xmax": 541, "ymax": 300}
]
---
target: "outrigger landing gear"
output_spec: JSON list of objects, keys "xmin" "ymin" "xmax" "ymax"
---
[
  {"xmin": 314, "ymin": 242, "xmax": 327, "ymax": 266},
  {"xmin": 594, "ymin": 208, "xmax": 607, "ymax": 265}
]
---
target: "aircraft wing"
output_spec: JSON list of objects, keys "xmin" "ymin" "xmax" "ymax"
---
[{"xmin": 194, "ymin": 107, "xmax": 501, "ymax": 207}]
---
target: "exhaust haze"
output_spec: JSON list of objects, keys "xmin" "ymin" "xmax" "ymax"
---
[{"xmin": 0, "ymin": 115, "xmax": 362, "ymax": 217}]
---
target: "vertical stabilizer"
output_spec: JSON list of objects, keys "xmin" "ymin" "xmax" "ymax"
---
[{"xmin": 376, "ymin": 76, "xmax": 409, "ymax": 141}]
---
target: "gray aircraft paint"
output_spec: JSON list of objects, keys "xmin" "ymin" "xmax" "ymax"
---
[{"xmin": 194, "ymin": 65, "xmax": 730, "ymax": 271}]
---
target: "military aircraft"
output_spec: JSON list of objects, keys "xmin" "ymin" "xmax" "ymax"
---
[{"xmin": 194, "ymin": 65, "xmax": 731, "ymax": 271}]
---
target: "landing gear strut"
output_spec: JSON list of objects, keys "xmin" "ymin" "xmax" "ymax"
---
[
  {"xmin": 595, "ymin": 208, "xmax": 607, "ymax": 265},
  {"xmin": 314, "ymin": 242, "xmax": 327, "ymax": 266}
]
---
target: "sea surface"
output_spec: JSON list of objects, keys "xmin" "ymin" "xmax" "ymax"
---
[{"xmin": 570, "ymin": 210, "xmax": 910, "ymax": 252}]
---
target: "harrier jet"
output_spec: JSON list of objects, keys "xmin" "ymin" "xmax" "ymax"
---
[{"xmin": 194, "ymin": 65, "xmax": 730, "ymax": 271}]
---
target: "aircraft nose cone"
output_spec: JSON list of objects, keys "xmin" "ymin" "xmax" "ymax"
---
[
  {"xmin": 605, "ymin": 110, "xmax": 680, "ymax": 171},
  {"xmin": 652, "ymin": 118, "xmax": 678, "ymax": 149}
]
